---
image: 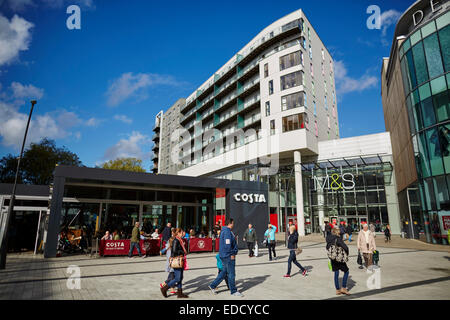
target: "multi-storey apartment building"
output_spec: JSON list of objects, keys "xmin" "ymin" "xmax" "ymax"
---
[{"xmin": 152, "ymin": 98, "xmax": 185, "ymax": 174}]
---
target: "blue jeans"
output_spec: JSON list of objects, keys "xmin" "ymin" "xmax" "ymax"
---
[
  {"xmin": 167, "ymin": 268, "xmax": 184, "ymax": 289},
  {"xmin": 348, "ymin": 234, "xmax": 352, "ymax": 242},
  {"xmin": 210, "ymin": 256, "xmax": 237, "ymax": 294},
  {"xmin": 334, "ymin": 270, "xmax": 349, "ymax": 290},
  {"xmin": 287, "ymin": 250, "xmax": 305, "ymax": 275},
  {"xmin": 128, "ymin": 242, "xmax": 142, "ymax": 257}
]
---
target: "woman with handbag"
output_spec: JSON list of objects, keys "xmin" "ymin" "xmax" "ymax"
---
[
  {"xmin": 357, "ymin": 223, "xmax": 376, "ymax": 270},
  {"xmin": 160, "ymin": 228, "xmax": 189, "ymax": 298},
  {"xmin": 284, "ymin": 225, "xmax": 307, "ymax": 278},
  {"xmin": 326, "ymin": 226, "xmax": 350, "ymax": 295}
]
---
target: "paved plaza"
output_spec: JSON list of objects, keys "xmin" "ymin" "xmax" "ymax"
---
[{"xmin": 0, "ymin": 236, "xmax": 449, "ymax": 300}]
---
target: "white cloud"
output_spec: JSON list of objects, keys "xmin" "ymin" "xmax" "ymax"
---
[
  {"xmin": 85, "ymin": 117, "xmax": 102, "ymax": 127},
  {"xmin": 114, "ymin": 114, "xmax": 133, "ymax": 124},
  {"xmin": 11, "ymin": 81, "xmax": 44, "ymax": 99},
  {"xmin": 0, "ymin": 14, "xmax": 34, "ymax": 66},
  {"xmin": 380, "ymin": 9, "xmax": 402, "ymax": 37},
  {"xmin": 0, "ymin": 101, "xmax": 71, "ymax": 148},
  {"xmin": 102, "ymin": 131, "xmax": 150, "ymax": 161},
  {"xmin": 334, "ymin": 60, "xmax": 378, "ymax": 95},
  {"xmin": 106, "ymin": 72, "xmax": 182, "ymax": 107}
]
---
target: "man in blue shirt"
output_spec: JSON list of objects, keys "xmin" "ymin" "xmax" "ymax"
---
[
  {"xmin": 264, "ymin": 224, "xmax": 277, "ymax": 261},
  {"xmin": 208, "ymin": 218, "xmax": 243, "ymax": 297}
]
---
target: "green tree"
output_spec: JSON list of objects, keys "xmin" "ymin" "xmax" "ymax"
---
[
  {"xmin": 101, "ymin": 157, "xmax": 146, "ymax": 172},
  {"xmin": 0, "ymin": 138, "xmax": 82, "ymax": 185}
]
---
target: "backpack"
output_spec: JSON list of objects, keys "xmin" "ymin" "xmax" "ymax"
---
[{"xmin": 327, "ymin": 238, "xmax": 348, "ymax": 263}]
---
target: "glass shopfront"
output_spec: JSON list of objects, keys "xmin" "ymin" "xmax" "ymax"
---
[{"xmin": 212, "ymin": 155, "xmax": 398, "ymax": 235}]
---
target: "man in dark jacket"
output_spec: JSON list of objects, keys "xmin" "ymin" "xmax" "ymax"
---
[
  {"xmin": 346, "ymin": 224, "xmax": 354, "ymax": 242},
  {"xmin": 128, "ymin": 222, "xmax": 143, "ymax": 258},
  {"xmin": 161, "ymin": 222, "xmax": 172, "ymax": 242},
  {"xmin": 243, "ymin": 224, "xmax": 257, "ymax": 257},
  {"xmin": 208, "ymin": 218, "xmax": 243, "ymax": 297}
]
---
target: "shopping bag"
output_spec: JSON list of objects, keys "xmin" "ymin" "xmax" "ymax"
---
[
  {"xmin": 357, "ymin": 251, "xmax": 363, "ymax": 266},
  {"xmin": 183, "ymin": 256, "xmax": 189, "ymax": 271},
  {"xmin": 373, "ymin": 250, "xmax": 379, "ymax": 264},
  {"xmin": 254, "ymin": 243, "xmax": 259, "ymax": 257},
  {"xmin": 328, "ymin": 259, "xmax": 332, "ymax": 271}
]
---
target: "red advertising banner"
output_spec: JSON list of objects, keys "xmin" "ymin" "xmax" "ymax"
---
[
  {"xmin": 442, "ymin": 216, "xmax": 450, "ymax": 231},
  {"xmin": 100, "ymin": 239, "xmax": 161, "ymax": 256},
  {"xmin": 189, "ymin": 238, "xmax": 213, "ymax": 252},
  {"xmin": 215, "ymin": 239, "xmax": 219, "ymax": 252},
  {"xmin": 270, "ymin": 214, "xmax": 278, "ymax": 232}
]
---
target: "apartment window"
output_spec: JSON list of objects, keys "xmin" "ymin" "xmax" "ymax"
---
[
  {"xmin": 279, "ymin": 51, "xmax": 302, "ymax": 71},
  {"xmin": 308, "ymin": 27, "xmax": 311, "ymax": 41},
  {"xmin": 321, "ymin": 48, "xmax": 325, "ymax": 61},
  {"xmin": 324, "ymin": 80, "xmax": 327, "ymax": 93},
  {"xmin": 281, "ymin": 92, "xmax": 306, "ymax": 111},
  {"xmin": 280, "ymin": 71, "xmax": 303, "ymax": 90},
  {"xmin": 270, "ymin": 120, "xmax": 276, "ymax": 135},
  {"xmin": 315, "ymin": 120, "xmax": 318, "ymax": 137},
  {"xmin": 264, "ymin": 63, "xmax": 269, "ymax": 78},
  {"xmin": 300, "ymin": 51, "xmax": 304, "ymax": 66},
  {"xmin": 301, "ymin": 36, "xmax": 306, "ymax": 49},
  {"xmin": 282, "ymin": 113, "xmax": 306, "ymax": 132},
  {"xmin": 332, "ymin": 105, "xmax": 336, "ymax": 118},
  {"xmin": 328, "ymin": 115, "xmax": 331, "ymax": 129},
  {"xmin": 314, "ymin": 101, "xmax": 317, "ymax": 116},
  {"xmin": 310, "ymin": 63, "xmax": 314, "ymax": 78},
  {"xmin": 324, "ymin": 95, "xmax": 328, "ymax": 110},
  {"xmin": 265, "ymin": 101, "xmax": 271, "ymax": 116},
  {"xmin": 321, "ymin": 62, "xmax": 325, "ymax": 76},
  {"xmin": 309, "ymin": 45, "xmax": 312, "ymax": 59},
  {"xmin": 269, "ymin": 80, "xmax": 274, "ymax": 95},
  {"xmin": 312, "ymin": 81, "xmax": 315, "ymax": 97}
]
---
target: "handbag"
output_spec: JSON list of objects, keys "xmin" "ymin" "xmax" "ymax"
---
[
  {"xmin": 327, "ymin": 239, "xmax": 348, "ymax": 263},
  {"xmin": 169, "ymin": 237, "xmax": 188, "ymax": 269},
  {"xmin": 357, "ymin": 251, "xmax": 363, "ymax": 265},
  {"xmin": 295, "ymin": 246, "xmax": 303, "ymax": 255}
]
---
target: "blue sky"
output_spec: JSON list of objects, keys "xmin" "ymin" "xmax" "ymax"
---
[{"xmin": 0, "ymin": 0, "xmax": 414, "ymax": 170}]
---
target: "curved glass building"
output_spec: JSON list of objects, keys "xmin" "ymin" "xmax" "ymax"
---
[{"xmin": 382, "ymin": 0, "xmax": 450, "ymax": 245}]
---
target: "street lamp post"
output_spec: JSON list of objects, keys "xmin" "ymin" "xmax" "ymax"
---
[{"xmin": 0, "ymin": 100, "xmax": 36, "ymax": 269}]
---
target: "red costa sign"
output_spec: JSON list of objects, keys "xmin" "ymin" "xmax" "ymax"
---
[{"xmin": 99, "ymin": 239, "xmax": 161, "ymax": 256}]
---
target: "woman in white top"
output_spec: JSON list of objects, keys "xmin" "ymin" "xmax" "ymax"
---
[
  {"xmin": 357, "ymin": 224, "xmax": 376, "ymax": 269},
  {"xmin": 151, "ymin": 229, "xmax": 160, "ymax": 239}
]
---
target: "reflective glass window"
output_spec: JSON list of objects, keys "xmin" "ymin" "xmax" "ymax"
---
[
  {"xmin": 438, "ymin": 25, "xmax": 450, "ymax": 72},
  {"xmin": 433, "ymin": 89, "xmax": 450, "ymax": 122},
  {"xmin": 426, "ymin": 128, "xmax": 445, "ymax": 176},
  {"xmin": 420, "ymin": 97, "xmax": 436, "ymax": 127},
  {"xmin": 418, "ymin": 132, "xmax": 432, "ymax": 178},
  {"xmin": 423, "ymin": 33, "xmax": 444, "ymax": 79},
  {"xmin": 412, "ymin": 42, "xmax": 428, "ymax": 85},
  {"xmin": 441, "ymin": 124, "xmax": 450, "ymax": 173},
  {"xmin": 405, "ymin": 50, "xmax": 417, "ymax": 89},
  {"xmin": 433, "ymin": 175, "xmax": 449, "ymax": 210}
]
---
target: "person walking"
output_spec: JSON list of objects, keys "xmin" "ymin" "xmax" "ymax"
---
[
  {"xmin": 208, "ymin": 218, "xmax": 243, "ymax": 297},
  {"xmin": 346, "ymin": 223, "xmax": 354, "ymax": 243},
  {"xmin": 161, "ymin": 222, "xmax": 172, "ymax": 242},
  {"xmin": 128, "ymin": 222, "xmax": 143, "ymax": 258},
  {"xmin": 243, "ymin": 224, "xmax": 257, "ymax": 257},
  {"xmin": 357, "ymin": 223, "xmax": 377, "ymax": 271},
  {"xmin": 369, "ymin": 222, "xmax": 376, "ymax": 237},
  {"xmin": 384, "ymin": 224, "xmax": 391, "ymax": 243},
  {"xmin": 160, "ymin": 229, "xmax": 177, "ymax": 296},
  {"xmin": 326, "ymin": 226, "xmax": 350, "ymax": 295},
  {"xmin": 339, "ymin": 222, "xmax": 347, "ymax": 240},
  {"xmin": 325, "ymin": 222, "xmax": 332, "ymax": 237},
  {"xmin": 264, "ymin": 224, "xmax": 277, "ymax": 261},
  {"xmin": 284, "ymin": 225, "xmax": 307, "ymax": 278},
  {"xmin": 160, "ymin": 228, "xmax": 189, "ymax": 298}
]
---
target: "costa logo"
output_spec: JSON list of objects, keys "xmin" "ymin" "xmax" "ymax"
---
[
  {"xmin": 106, "ymin": 242, "xmax": 125, "ymax": 248},
  {"xmin": 233, "ymin": 193, "xmax": 266, "ymax": 204},
  {"xmin": 197, "ymin": 240, "xmax": 205, "ymax": 249}
]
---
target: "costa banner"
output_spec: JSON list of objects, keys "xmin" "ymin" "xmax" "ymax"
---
[
  {"xmin": 189, "ymin": 238, "xmax": 213, "ymax": 252},
  {"xmin": 100, "ymin": 239, "xmax": 160, "ymax": 256}
]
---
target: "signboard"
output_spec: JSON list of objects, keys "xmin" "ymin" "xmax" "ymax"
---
[
  {"xmin": 312, "ymin": 173, "xmax": 355, "ymax": 191},
  {"xmin": 189, "ymin": 238, "xmax": 213, "ymax": 252},
  {"xmin": 99, "ymin": 239, "xmax": 161, "ymax": 256},
  {"xmin": 233, "ymin": 193, "xmax": 266, "ymax": 203},
  {"xmin": 442, "ymin": 215, "xmax": 450, "ymax": 231}
]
